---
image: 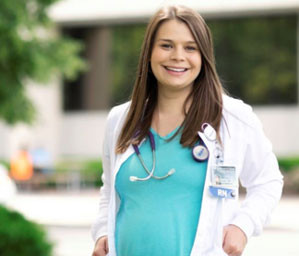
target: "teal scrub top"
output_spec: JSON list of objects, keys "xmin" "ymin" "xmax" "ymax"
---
[{"xmin": 115, "ymin": 127, "xmax": 207, "ymax": 256}]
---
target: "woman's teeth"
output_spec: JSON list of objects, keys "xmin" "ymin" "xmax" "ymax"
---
[{"xmin": 165, "ymin": 67, "xmax": 187, "ymax": 72}]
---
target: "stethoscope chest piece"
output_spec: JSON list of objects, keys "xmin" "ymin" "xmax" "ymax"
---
[{"xmin": 192, "ymin": 144, "xmax": 209, "ymax": 162}]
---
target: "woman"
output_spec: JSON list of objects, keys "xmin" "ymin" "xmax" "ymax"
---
[{"xmin": 92, "ymin": 5, "xmax": 283, "ymax": 256}]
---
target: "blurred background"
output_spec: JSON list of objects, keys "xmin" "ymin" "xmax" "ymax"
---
[{"xmin": 0, "ymin": 0, "xmax": 299, "ymax": 255}]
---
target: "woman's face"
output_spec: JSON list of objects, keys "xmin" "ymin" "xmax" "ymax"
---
[{"xmin": 150, "ymin": 19, "xmax": 202, "ymax": 93}]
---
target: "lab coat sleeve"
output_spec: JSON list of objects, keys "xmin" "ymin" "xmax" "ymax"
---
[
  {"xmin": 91, "ymin": 110, "xmax": 113, "ymax": 242},
  {"xmin": 230, "ymin": 109, "xmax": 283, "ymax": 239}
]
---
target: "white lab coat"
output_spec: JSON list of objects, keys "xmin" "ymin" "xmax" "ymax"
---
[{"xmin": 91, "ymin": 95, "xmax": 283, "ymax": 256}]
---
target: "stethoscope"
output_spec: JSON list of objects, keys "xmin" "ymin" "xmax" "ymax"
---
[{"xmin": 130, "ymin": 125, "xmax": 210, "ymax": 182}]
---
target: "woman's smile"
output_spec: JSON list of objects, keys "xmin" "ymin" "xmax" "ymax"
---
[{"xmin": 164, "ymin": 66, "xmax": 189, "ymax": 74}]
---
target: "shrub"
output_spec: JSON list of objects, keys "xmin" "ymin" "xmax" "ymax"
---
[
  {"xmin": 0, "ymin": 205, "xmax": 53, "ymax": 256},
  {"xmin": 278, "ymin": 156, "xmax": 299, "ymax": 172},
  {"xmin": 55, "ymin": 158, "xmax": 103, "ymax": 187},
  {"xmin": 82, "ymin": 159, "xmax": 103, "ymax": 187}
]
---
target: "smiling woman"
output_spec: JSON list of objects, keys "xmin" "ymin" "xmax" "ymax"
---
[
  {"xmin": 116, "ymin": 5, "xmax": 224, "ymax": 152},
  {"xmin": 150, "ymin": 20, "xmax": 202, "ymax": 95},
  {"xmin": 91, "ymin": 5, "xmax": 283, "ymax": 256}
]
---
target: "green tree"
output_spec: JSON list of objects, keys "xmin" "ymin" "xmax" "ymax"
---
[{"xmin": 0, "ymin": 0, "xmax": 86, "ymax": 124}]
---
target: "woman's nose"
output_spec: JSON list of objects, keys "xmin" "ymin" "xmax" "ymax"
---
[{"xmin": 170, "ymin": 47, "xmax": 185, "ymax": 61}]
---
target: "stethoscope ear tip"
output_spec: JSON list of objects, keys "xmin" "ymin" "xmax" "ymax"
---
[
  {"xmin": 129, "ymin": 176, "xmax": 138, "ymax": 182},
  {"xmin": 168, "ymin": 168, "xmax": 175, "ymax": 175}
]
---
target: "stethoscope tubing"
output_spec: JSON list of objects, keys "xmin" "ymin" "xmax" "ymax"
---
[
  {"xmin": 130, "ymin": 149, "xmax": 156, "ymax": 181},
  {"xmin": 130, "ymin": 123, "xmax": 216, "ymax": 182},
  {"xmin": 131, "ymin": 132, "xmax": 175, "ymax": 181}
]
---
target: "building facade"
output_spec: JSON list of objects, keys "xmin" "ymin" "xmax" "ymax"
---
[{"xmin": 1, "ymin": 0, "xmax": 298, "ymax": 162}]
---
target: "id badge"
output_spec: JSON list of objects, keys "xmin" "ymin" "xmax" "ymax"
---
[
  {"xmin": 209, "ymin": 166, "xmax": 237, "ymax": 199},
  {"xmin": 211, "ymin": 166, "xmax": 237, "ymax": 187}
]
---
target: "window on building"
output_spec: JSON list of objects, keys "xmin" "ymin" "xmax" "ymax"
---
[
  {"xmin": 62, "ymin": 26, "xmax": 111, "ymax": 111},
  {"xmin": 62, "ymin": 15, "xmax": 297, "ymax": 110},
  {"xmin": 62, "ymin": 27, "xmax": 85, "ymax": 111},
  {"xmin": 208, "ymin": 15, "xmax": 297, "ymax": 105},
  {"xmin": 109, "ymin": 15, "xmax": 297, "ymax": 106},
  {"xmin": 109, "ymin": 25, "xmax": 145, "ymax": 106}
]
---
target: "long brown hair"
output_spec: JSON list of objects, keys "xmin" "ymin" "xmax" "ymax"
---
[{"xmin": 116, "ymin": 5, "xmax": 224, "ymax": 153}]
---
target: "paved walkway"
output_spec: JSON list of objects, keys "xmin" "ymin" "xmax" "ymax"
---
[
  {"xmin": 5, "ymin": 190, "xmax": 299, "ymax": 256},
  {"xmin": 6, "ymin": 189, "xmax": 99, "ymax": 227}
]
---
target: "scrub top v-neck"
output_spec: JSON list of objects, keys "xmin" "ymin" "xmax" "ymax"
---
[{"xmin": 115, "ymin": 127, "xmax": 207, "ymax": 256}]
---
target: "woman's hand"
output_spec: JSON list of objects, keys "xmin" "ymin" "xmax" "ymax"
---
[
  {"xmin": 222, "ymin": 225, "xmax": 247, "ymax": 256},
  {"xmin": 92, "ymin": 236, "xmax": 109, "ymax": 256}
]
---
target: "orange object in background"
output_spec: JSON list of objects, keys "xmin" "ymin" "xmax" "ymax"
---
[{"xmin": 10, "ymin": 150, "xmax": 33, "ymax": 181}]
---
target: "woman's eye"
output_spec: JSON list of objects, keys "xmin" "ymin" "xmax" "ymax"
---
[
  {"xmin": 186, "ymin": 46, "xmax": 197, "ymax": 51},
  {"xmin": 160, "ymin": 44, "xmax": 172, "ymax": 49}
]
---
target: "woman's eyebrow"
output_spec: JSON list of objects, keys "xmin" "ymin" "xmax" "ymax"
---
[
  {"xmin": 156, "ymin": 38, "xmax": 172, "ymax": 43},
  {"xmin": 157, "ymin": 38, "xmax": 197, "ymax": 44}
]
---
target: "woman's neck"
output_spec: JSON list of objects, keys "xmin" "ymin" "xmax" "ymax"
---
[{"xmin": 152, "ymin": 87, "xmax": 192, "ymax": 136}]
